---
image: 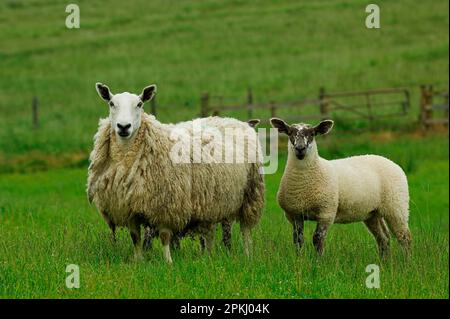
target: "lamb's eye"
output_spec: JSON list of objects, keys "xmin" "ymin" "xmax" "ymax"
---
[
  {"xmin": 109, "ymin": 102, "xmax": 115, "ymax": 108},
  {"xmin": 137, "ymin": 102, "xmax": 143, "ymax": 108}
]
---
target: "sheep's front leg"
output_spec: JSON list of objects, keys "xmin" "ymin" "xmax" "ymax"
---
[
  {"xmin": 171, "ymin": 233, "xmax": 182, "ymax": 250},
  {"xmin": 221, "ymin": 220, "xmax": 232, "ymax": 251},
  {"xmin": 101, "ymin": 211, "xmax": 116, "ymax": 243},
  {"xmin": 199, "ymin": 236, "xmax": 206, "ymax": 251},
  {"xmin": 293, "ymin": 217, "xmax": 304, "ymax": 253},
  {"xmin": 203, "ymin": 224, "xmax": 215, "ymax": 253},
  {"xmin": 129, "ymin": 218, "xmax": 143, "ymax": 261},
  {"xmin": 159, "ymin": 229, "xmax": 173, "ymax": 264},
  {"xmin": 143, "ymin": 226, "xmax": 156, "ymax": 251},
  {"xmin": 312, "ymin": 222, "xmax": 330, "ymax": 256}
]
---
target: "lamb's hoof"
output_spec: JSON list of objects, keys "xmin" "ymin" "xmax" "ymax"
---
[{"xmin": 164, "ymin": 250, "xmax": 173, "ymax": 264}]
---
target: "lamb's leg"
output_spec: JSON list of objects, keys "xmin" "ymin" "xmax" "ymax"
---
[
  {"xmin": 380, "ymin": 218, "xmax": 391, "ymax": 241},
  {"xmin": 293, "ymin": 217, "xmax": 304, "ymax": 253},
  {"xmin": 143, "ymin": 226, "xmax": 156, "ymax": 251},
  {"xmin": 171, "ymin": 233, "xmax": 182, "ymax": 250},
  {"xmin": 241, "ymin": 226, "xmax": 252, "ymax": 257},
  {"xmin": 204, "ymin": 224, "xmax": 215, "ymax": 253},
  {"xmin": 312, "ymin": 222, "xmax": 330, "ymax": 256},
  {"xmin": 128, "ymin": 218, "xmax": 143, "ymax": 261},
  {"xmin": 383, "ymin": 214, "xmax": 412, "ymax": 257},
  {"xmin": 364, "ymin": 214, "xmax": 390, "ymax": 260},
  {"xmin": 159, "ymin": 228, "xmax": 173, "ymax": 264},
  {"xmin": 221, "ymin": 220, "xmax": 232, "ymax": 250},
  {"xmin": 199, "ymin": 236, "xmax": 206, "ymax": 251}
]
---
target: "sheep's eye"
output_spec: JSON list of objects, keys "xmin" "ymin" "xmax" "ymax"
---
[
  {"xmin": 109, "ymin": 102, "xmax": 115, "ymax": 107},
  {"xmin": 137, "ymin": 102, "xmax": 143, "ymax": 108}
]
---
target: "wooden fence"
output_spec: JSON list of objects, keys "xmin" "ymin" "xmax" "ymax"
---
[
  {"xmin": 28, "ymin": 85, "xmax": 448, "ymax": 131},
  {"xmin": 419, "ymin": 85, "xmax": 449, "ymax": 129},
  {"xmin": 200, "ymin": 87, "xmax": 411, "ymax": 127}
]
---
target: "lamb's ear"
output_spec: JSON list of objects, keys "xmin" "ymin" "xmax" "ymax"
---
[
  {"xmin": 270, "ymin": 117, "xmax": 291, "ymax": 135},
  {"xmin": 314, "ymin": 120, "xmax": 334, "ymax": 136},
  {"xmin": 247, "ymin": 119, "xmax": 260, "ymax": 128},
  {"xmin": 95, "ymin": 83, "xmax": 113, "ymax": 101},
  {"xmin": 139, "ymin": 84, "xmax": 157, "ymax": 103}
]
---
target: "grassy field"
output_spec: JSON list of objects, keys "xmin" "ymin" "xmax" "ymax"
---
[
  {"xmin": 0, "ymin": 0, "xmax": 448, "ymax": 299},
  {"xmin": 0, "ymin": 0, "xmax": 448, "ymax": 165},
  {"xmin": 0, "ymin": 133, "xmax": 448, "ymax": 298}
]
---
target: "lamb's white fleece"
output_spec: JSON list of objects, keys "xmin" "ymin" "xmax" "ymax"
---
[{"xmin": 277, "ymin": 138, "xmax": 411, "ymax": 256}]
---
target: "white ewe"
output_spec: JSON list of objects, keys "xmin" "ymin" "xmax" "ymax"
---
[
  {"xmin": 270, "ymin": 118, "xmax": 411, "ymax": 259},
  {"xmin": 87, "ymin": 83, "xmax": 264, "ymax": 263}
]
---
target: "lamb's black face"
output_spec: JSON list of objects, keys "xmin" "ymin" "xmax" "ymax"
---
[{"xmin": 288, "ymin": 124, "xmax": 315, "ymax": 160}]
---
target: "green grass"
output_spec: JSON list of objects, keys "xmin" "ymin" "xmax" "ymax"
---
[
  {"xmin": 0, "ymin": 0, "xmax": 448, "ymax": 299},
  {"xmin": 0, "ymin": 133, "xmax": 448, "ymax": 298},
  {"xmin": 0, "ymin": 0, "xmax": 448, "ymax": 161}
]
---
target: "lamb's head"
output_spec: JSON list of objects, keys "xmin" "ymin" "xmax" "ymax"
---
[
  {"xmin": 95, "ymin": 83, "xmax": 157, "ymax": 140},
  {"xmin": 270, "ymin": 118, "xmax": 334, "ymax": 160}
]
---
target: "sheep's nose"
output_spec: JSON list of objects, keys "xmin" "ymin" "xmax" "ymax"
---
[
  {"xmin": 117, "ymin": 123, "xmax": 131, "ymax": 131},
  {"xmin": 295, "ymin": 146, "xmax": 306, "ymax": 152},
  {"xmin": 117, "ymin": 123, "xmax": 131, "ymax": 137}
]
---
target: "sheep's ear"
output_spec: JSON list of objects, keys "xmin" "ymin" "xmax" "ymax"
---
[
  {"xmin": 314, "ymin": 120, "xmax": 334, "ymax": 136},
  {"xmin": 247, "ymin": 119, "xmax": 260, "ymax": 128},
  {"xmin": 95, "ymin": 82, "xmax": 113, "ymax": 101},
  {"xmin": 140, "ymin": 84, "xmax": 157, "ymax": 103},
  {"xmin": 270, "ymin": 117, "xmax": 291, "ymax": 135}
]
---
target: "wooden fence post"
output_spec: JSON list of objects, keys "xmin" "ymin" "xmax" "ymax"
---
[
  {"xmin": 200, "ymin": 92, "xmax": 210, "ymax": 117},
  {"xmin": 420, "ymin": 85, "xmax": 427, "ymax": 129},
  {"xmin": 420, "ymin": 85, "xmax": 433, "ymax": 130},
  {"xmin": 247, "ymin": 87, "xmax": 253, "ymax": 119},
  {"xmin": 428, "ymin": 85, "xmax": 434, "ymax": 124},
  {"xmin": 32, "ymin": 96, "xmax": 39, "ymax": 129},
  {"xmin": 319, "ymin": 87, "xmax": 330, "ymax": 120},
  {"xmin": 402, "ymin": 89, "xmax": 410, "ymax": 115}
]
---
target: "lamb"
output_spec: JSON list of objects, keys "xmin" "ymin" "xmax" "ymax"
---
[
  {"xmin": 270, "ymin": 117, "xmax": 411, "ymax": 259},
  {"xmin": 87, "ymin": 82, "xmax": 264, "ymax": 263}
]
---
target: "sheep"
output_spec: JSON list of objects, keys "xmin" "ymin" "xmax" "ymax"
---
[
  {"xmin": 87, "ymin": 83, "xmax": 264, "ymax": 263},
  {"xmin": 270, "ymin": 117, "xmax": 411, "ymax": 259},
  {"xmin": 102, "ymin": 119, "xmax": 261, "ymax": 251},
  {"xmin": 142, "ymin": 119, "xmax": 262, "ymax": 252}
]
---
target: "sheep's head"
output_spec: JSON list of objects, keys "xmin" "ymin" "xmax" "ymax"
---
[
  {"xmin": 95, "ymin": 83, "xmax": 157, "ymax": 141},
  {"xmin": 270, "ymin": 118, "xmax": 334, "ymax": 160}
]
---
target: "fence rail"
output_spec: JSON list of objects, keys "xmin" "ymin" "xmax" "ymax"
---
[{"xmin": 201, "ymin": 86, "xmax": 413, "ymax": 128}]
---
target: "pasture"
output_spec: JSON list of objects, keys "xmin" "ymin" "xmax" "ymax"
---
[
  {"xmin": 0, "ymin": 133, "xmax": 448, "ymax": 298},
  {"xmin": 0, "ymin": 0, "xmax": 448, "ymax": 299},
  {"xmin": 0, "ymin": 0, "xmax": 448, "ymax": 169}
]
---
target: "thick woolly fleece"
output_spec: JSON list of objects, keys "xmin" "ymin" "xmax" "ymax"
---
[
  {"xmin": 278, "ymin": 141, "xmax": 409, "ymax": 233},
  {"xmin": 87, "ymin": 113, "xmax": 264, "ymax": 235}
]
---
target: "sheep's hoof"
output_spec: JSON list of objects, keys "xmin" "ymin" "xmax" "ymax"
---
[{"xmin": 164, "ymin": 252, "xmax": 173, "ymax": 264}]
